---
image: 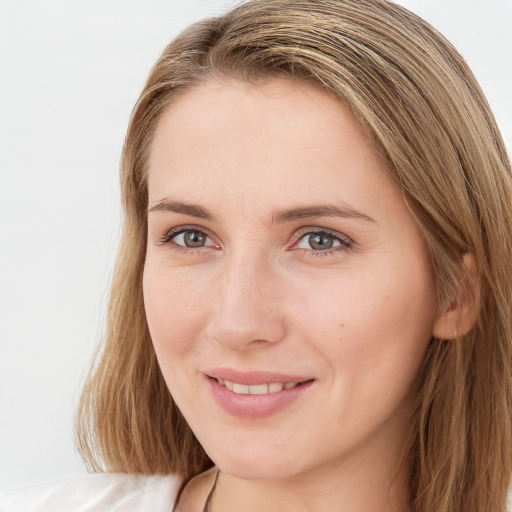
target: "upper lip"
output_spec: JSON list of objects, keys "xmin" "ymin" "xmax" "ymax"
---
[{"xmin": 205, "ymin": 368, "xmax": 314, "ymax": 385}]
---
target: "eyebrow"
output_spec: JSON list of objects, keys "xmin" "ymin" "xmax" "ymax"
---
[
  {"xmin": 148, "ymin": 199, "xmax": 375, "ymax": 224},
  {"xmin": 148, "ymin": 200, "xmax": 215, "ymax": 220},
  {"xmin": 271, "ymin": 204, "xmax": 375, "ymax": 224}
]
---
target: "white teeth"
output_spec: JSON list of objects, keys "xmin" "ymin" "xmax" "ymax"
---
[
  {"xmin": 268, "ymin": 382, "xmax": 284, "ymax": 393},
  {"xmin": 217, "ymin": 379, "xmax": 300, "ymax": 394},
  {"xmin": 249, "ymin": 384, "xmax": 269, "ymax": 395},
  {"xmin": 232, "ymin": 383, "xmax": 250, "ymax": 394}
]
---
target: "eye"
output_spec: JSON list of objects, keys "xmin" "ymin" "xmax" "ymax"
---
[
  {"xmin": 161, "ymin": 228, "xmax": 217, "ymax": 249},
  {"xmin": 295, "ymin": 230, "xmax": 352, "ymax": 253}
]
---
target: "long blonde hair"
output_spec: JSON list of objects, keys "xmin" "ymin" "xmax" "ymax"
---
[{"xmin": 76, "ymin": 1, "xmax": 512, "ymax": 510}]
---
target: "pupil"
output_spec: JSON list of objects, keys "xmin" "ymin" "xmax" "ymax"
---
[
  {"xmin": 184, "ymin": 231, "xmax": 205, "ymax": 247},
  {"xmin": 309, "ymin": 233, "xmax": 333, "ymax": 250}
]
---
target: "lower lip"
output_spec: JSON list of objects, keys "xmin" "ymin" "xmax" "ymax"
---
[{"xmin": 207, "ymin": 377, "xmax": 314, "ymax": 418}]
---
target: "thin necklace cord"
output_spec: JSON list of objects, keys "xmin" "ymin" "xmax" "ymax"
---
[{"xmin": 203, "ymin": 469, "xmax": 220, "ymax": 512}]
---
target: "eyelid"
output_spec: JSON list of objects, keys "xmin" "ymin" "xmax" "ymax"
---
[
  {"xmin": 291, "ymin": 227, "xmax": 354, "ymax": 253},
  {"xmin": 157, "ymin": 224, "xmax": 353, "ymax": 255},
  {"xmin": 159, "ymin": 225, "xmax": 219, "ymax": 248}
]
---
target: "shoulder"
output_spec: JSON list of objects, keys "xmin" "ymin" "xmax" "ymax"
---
[{"xmin": 0, "ymin": 472, "xmax": 181, "ymax": 512}]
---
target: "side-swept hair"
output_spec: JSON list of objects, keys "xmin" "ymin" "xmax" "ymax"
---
[{"xmin": 76, "ymin": 1, "xmax": 512, "ymax": 510}]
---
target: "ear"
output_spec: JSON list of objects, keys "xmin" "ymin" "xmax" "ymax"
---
[{"xmin": 432, "ymin": 253, "xmax": 481, "ymax": 340}]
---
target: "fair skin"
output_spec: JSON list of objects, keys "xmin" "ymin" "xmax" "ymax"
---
[{"xmin": 143, "ymin": 77, "xmax": 451, "ymax": 512}]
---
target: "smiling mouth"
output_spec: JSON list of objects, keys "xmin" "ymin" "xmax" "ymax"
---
[{"xmin": 210, "ymin": 377, "xmax": 312, "ymax": 395}]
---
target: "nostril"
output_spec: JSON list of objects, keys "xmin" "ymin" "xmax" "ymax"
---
[{"xmin": 248, "ymin": 339, "xmax": 270, "ymax": 346}]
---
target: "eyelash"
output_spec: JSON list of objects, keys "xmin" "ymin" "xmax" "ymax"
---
[
  {"xmin": 293, "ymin": 229, "xmax": 353, "ymax": 257},
  {"xmin": 158, "ymin": 226, "xmax": 354, "ymax": 256},
  {"xmin": 158, "ymin": 226, "xmax": 218, "ymax": 254}
]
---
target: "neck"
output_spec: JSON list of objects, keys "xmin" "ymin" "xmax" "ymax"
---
[{"xmin": 210, "ymin": 446, "xmax": 411, "ymax": 512}]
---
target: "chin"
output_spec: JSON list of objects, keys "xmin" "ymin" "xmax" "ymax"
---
[{"xmin": 206, "ymin": 446, "xmax": 308, "ymax": 481}]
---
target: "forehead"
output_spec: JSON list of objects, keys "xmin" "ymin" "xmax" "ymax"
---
[{"xmin": 147, "ymin": 77, "xmax": 398, "ymax": 216}]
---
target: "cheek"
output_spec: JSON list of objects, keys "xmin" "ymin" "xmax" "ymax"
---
[
  {"xmin": 142, "ymin": 261, "xmax": 210, "ymax": 361},
  {"xmin": 289, "ymin": 262, "xmax": 437, "ymax": 377}
]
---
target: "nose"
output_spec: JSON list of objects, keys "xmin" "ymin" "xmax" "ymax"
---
[{"xmin": 206, "ymin": 248, "xmax": 287, "ymax": 351}]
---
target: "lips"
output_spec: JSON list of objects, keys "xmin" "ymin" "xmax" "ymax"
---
[{"xmin": 205, "ymin": 368, "xmax": 315, "ymax": 418}]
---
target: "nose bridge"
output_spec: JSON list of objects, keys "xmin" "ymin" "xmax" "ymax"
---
[{"xmin": 207, "ymin": 244, "xmax": 286, "ymax": 349}]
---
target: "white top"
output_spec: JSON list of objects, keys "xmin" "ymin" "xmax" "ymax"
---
[{"xmin": 0, "ymin": 473, "xmax": 181, "ymax": 512}]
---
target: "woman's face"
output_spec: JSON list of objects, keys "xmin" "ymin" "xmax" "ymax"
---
[{"xmin": 143, "ymin": 78, "xmax": 440, "ymax": 481}]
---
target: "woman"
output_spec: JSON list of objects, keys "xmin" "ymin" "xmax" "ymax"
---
[{"xmin": 2, "ymin": 0, "xmax": 511, "ymax": 511}]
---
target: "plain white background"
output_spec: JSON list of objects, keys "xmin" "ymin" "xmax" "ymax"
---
[{"xmin": 0, "ymin": 0, "xmax": 510, "ymax": 491}]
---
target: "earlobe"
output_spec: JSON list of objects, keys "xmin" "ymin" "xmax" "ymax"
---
[{"xmin": 432, "ymin": 253, "xmax": 481, "ymax": 340}]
